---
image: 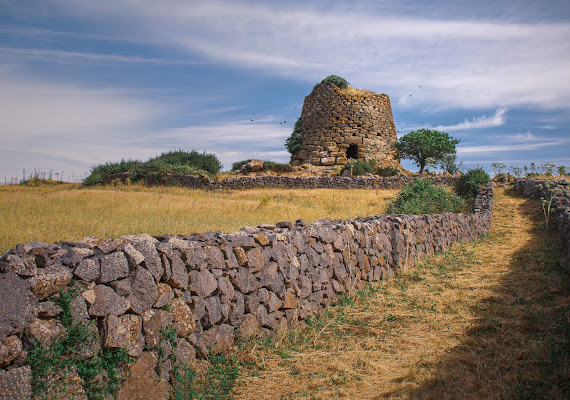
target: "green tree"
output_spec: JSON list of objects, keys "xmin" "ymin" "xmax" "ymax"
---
[
  {"xmin": 439, "ymin": 154, "xmax": 462, "ymax": 174},
  {"xmin": 285, "ymin": 117, "xmax": 304, "ymax": 154},
  {"xmin": 393, "ymin": 129, "xmax": 459, "ymax": 175}
]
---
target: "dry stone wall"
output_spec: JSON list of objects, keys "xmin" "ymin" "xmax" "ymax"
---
[
  {"xmin": 0, "ymin": 184, "xmax": 493, "ymax": 398},
  {"xmin": 513, "ymin": 178, "xmax": 570, "ymax": 272},
  {"xmin": 112, "ymin": 173, "xmax": 458, "ymax": 190},
  {"xmin": 291, "ymin": 84, "xmax": 399, "ymax": 167}
]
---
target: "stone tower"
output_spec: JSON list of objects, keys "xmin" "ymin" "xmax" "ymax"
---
[{"xmin": 290, "ymin": 83, "xmax": 399, "ymax": 168}]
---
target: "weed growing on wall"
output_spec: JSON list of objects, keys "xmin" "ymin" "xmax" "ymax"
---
[
  {"xmin": 536, "ymin": 181, "xmax": 566, "ymax": 229},
  {"xmin": 340, "ymin": 158, "xmax": 373, "ymax": 176},
  {"xmin": 386, "ymin": 179, "xmax": 466, "ymax": 214},
  {"xmin": 28, "ymin": 286, "xmax": 133, "ymax": 399}
]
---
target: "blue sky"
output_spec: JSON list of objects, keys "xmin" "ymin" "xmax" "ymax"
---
[{"xmin": 1, "ymin": 0, "xmax": 569, "ymax": 180}]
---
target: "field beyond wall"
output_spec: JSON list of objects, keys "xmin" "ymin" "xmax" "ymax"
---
[{"xmin": 0, "ymin": 184, "xmax": 399, "ymax": 253}]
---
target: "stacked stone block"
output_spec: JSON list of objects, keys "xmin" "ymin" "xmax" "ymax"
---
[
  {"xmin": 0, "ymin": 185, "xmax": 493, "ymax": 397},
  {"xmin": 291, "ymin": 83, "xmax": 399, "ymax": 167}
]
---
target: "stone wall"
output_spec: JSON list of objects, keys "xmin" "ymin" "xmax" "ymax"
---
[
  {"xmin": 513, "ymin": 178, "xmax": 570, "ymax": 272},
  {"xmin": 0, "ymin": 184, "xmax": 493, "ymax": 398},
  {"xmin": 109, "ymin": 173, "xmax": 458, "ymax": 190},
  {"xmin": 291, "ymin": 84, "xmax": 399, "ymax": 167}
]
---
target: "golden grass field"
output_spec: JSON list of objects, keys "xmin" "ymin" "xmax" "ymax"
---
[
  {"xmin": 231, "ymin": 188, "xmax": 569, "ymax": 399},
  {"xmin": 0, "ymin": 183, "xmax": 398, "ymax": 253}
]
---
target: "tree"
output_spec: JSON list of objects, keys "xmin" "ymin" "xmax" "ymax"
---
[
  {"xmin": 393, "ymin": 129, "xmax": 459, "ymax": 175},
  {"xmin": 439, "ymin": 154, "xmax": 463, "ymax": 174},
  {"xmin": 285, "ymin": 117, "xmax": 303, "ymax": 154}
]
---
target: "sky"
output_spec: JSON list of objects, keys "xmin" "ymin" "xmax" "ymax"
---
[{"xmin": 1, "ymin": 0, "xmax": 569, "ymax": 181}]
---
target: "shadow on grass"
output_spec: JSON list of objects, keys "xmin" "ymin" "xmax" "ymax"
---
[{"xmin": 386, "ymin": 191, "xmax": 570, "ymax": 400}]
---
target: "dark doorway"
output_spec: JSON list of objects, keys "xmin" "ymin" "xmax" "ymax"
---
[{"xmin": 347, "ymin": 144, "xmax": 358, "ymax": 159}]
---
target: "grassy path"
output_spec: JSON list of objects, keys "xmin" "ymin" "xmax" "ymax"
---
[{"xmin": 232, "ymin": 188, "xmax": 569, "ymax": 399}]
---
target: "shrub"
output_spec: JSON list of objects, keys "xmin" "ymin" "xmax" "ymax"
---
[
  {"xmin": 231, "ymin": 159, "xmax": 252, "ymax": 171},
  {"xmin": 83, "ymin": 150, "xmax": 221, "ymax": 186},
  {"xmin": 454, "ymin": 167, "xmax": 490, "ymax": 199},
  {"xmin": 374, "ymin": 166, "xmax": 399, "ymax": 177},
  {"xmin": 83, "ymin": 159, "xmax": 141, "ymax": 186},
  {"xmin": 312, "ymin": 75, "xmax": 350, "ymax": 92},
  {"xmin": 386, "ymin": 179, "xmax": 467, "ymax": 214},
  {"xmin": 340, "ymin": 159, "xmax": 373, "ymax": 176},
  {"xmin": 154, "ymin": 150, "xmax": 222, "ymax": 175},
  {"xmin": 285, "ymin": 117, "xmax": 304, "ymax": 155}
]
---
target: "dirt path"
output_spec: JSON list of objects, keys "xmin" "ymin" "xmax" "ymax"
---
[{"xmin": 232, "ymin": 188, "xmax": 569, "ymax": 399}]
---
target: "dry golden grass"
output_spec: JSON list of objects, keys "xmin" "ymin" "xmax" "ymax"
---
[
  {"xmin": 0, "ymin": 183, "xmax": 398, "ymax": 253},
  {"xmin": 232, "ymin": 188, "xmax": 569, "ymax": 399},
  {"xmin": 341, "ymin": 86, "xmax": 381, "ymax": 97}
]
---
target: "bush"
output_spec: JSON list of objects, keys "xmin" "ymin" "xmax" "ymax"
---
[
  {"xmin": 155, "ymin": 150, "xmax": 222, "ymax": 175},
  {"xmin": 83, "ymin": 150, "xmax": 221, "ymax": 186},
  {"xmin": 375, "ymin": 166, "xmax": 399, "ymax": 177},
  {"xmin": 386, "ymin": 179, "xmax": 467, "ymax": 215},
  {"xmin": 285, "ymin": 117, "xmax": 304, "ymax": 155},
  {"xmin": 454, "ymin": 167, "xmax": 490, "ymax": 199},
  {"xmin": 312, "ymin": 75, "xmax": 350, "ymax": 92},
  {"xmin": 83, "ymin": 159, "xmax": 141, "ymax": 186},
  {"xmin": 340, "ymin": 159, "xmax": 373, "ymax": 176},
  {"xmin": 231, "ymin": 159, "xmax": 252, "ymax": 172}
]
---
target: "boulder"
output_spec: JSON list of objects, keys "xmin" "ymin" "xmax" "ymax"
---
[
  {"xmin": 26, "ymin": 318, "xmax": 66, "ymax": 348},
  {"xmin": 245, "ymin": 159, "xmax": 264, "ymax": 172},
  {"xmin": 0, "ymin": 272, "xmax": 38, "ymax": 340}
]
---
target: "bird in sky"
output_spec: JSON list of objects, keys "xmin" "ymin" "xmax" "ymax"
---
[
  {"xmin": 408, "ymin": 94, "xmax": 413, "ymax": 97},
  {"xmin": 395, "ymin": 100, "xmax": 399, "ymax": 103},
  {"xmin": 251, "ymin": 119, "xmax": 254, "ymax": 122},
  {"xmin": 418, "ymin": 85, "xmax": 422, "ymax": 88}
]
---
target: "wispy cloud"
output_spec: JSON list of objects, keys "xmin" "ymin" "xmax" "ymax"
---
[
  {"xmin": 458, "ymin": 132, "xmax": 568, "ymax": 154},
  {"xmin": 433, "ymin": 108, "xmax": 507, "ymax": 131},
  {"xmin": 53, "ymin": 0, "xmax": 570, "ymax": 109},
  {"xmin": 0, "ymin": 47, "xmax": 206, "ymax": 65}
]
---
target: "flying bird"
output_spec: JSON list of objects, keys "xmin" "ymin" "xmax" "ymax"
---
[
  {"xmin": 418, "ymin": 85, "xmax": 422, "ymax": 88},
  {"xmin": 251, "ymin": 119, "xmax": 254, "ymax": 122},
  {"xmin": 408, "ymin": 94, "xmax": 413, "ymax": 97},
  {"xmin": 395, "ymin": 101, "xmax": 399, "ymax": 103}
]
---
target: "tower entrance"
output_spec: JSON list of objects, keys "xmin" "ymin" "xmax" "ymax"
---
[{"xmin": 347, "ymin": 144, "xmax": 358, "ymax": 159}]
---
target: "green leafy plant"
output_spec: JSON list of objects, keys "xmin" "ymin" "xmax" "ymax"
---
[
  {"xmin": 536, "ymin": 181, "xmax": 565, "ymax": 229},
  {"xmin": 374, "ymin": 166, "xmax": 399, "ymax": 177},
  {"xmin": 28, "ymin": 287, "xmax": 133, "ymax": 399},
  {"xmin": 454, "ymin": 167, "xmax": 490, "ymax": 199},
  {"xmin": 285, "ymin": 117, "xmax": 304, "ymax": 155},
  {"xmin": 83, "ymin": 150, "xmax": 222, "ymax": 186},
  {"xmin": 385, "ymin": 179, "xmax": 466, "ymax": 214},
  {"xmin": 439, "ymin": 154, "xmax": 462, "ymax": 174},
  {"xmin": 312, "ymin": 75, "xmax": 350, "ymax": 92},
  {"xmin": 340, "ymin": 158, "xmax": 373, "ymax": 176},
  {"xmin": 392, "ymin": 129, "xmax": 460, "ymax": 175},
  {"xmin": 492, "ymin": 162, "xmax": 507, "ymax": 177}
]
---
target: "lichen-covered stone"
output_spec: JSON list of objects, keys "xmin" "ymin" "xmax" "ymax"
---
[
  {"xmin": 0, "ymin": 272, "xmax": 38, "ymax": 340},
  {"xmin": 0, "ymin": 254, "xmax": 36, "ymax": 277},
  {"xmin": 37, "ymin": 301, "xmax": 62, "ymax": 318},
  {"xmin": 88, "ymin": 285, "xmax": 130, "ymax": 317},
  {"xmin": 73, "ymin": 258, "xmax": 100, "ymax": 282},
  {"xmin": 98, "ymin": 252, "xmax": 129, "ymax": 283},
  {"xmin": 203, "ymin": 324, "xmax": 234, "ymax": 354},
  {"xmin": 166, "ymin": 252, "xmax": 188, "ymax": 290},
  {"xmin": 26, "ymin": 318, "xmax": 66, "ymax": 348},
  {"xmin": 31, "ymin": 265, "xmax": 73, "ymax": 300},
  {"xmin": 154, "ymin": 283, "xmax": 174, "ymax": 308},
  {"xmin": 141, "ymin": 308, "xmax": 174, "ymax": 348},
  {"xmin": 128, "ymin": 266, "xmax": 158, "ymax": 315},
  {"xmin": 238, "ymin": 313, "xmax": 260, "ymax": 338},
  {"xmin": 169, "ymin": 298, "xmax": 196, "ymax": 337},
  {"xmin": 103, "ymin": 314, "xmax": 145, "ymax": 357},
  {"xmin": 134, "ymin": 240, "xmax": 163, "ymax": 282},
  {"xmin": 0, "ymin": 335, "xmax": 22, "ymax": 367},
  {"xmin": 0, "ymin": 365, "xmax": 32, "ymax": 400},
  {"xmin": 189, "ymin": 269, "xmax": 217, "ymax": 298}
]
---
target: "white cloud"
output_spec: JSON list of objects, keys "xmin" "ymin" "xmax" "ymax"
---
[
  {"xmin": 458, "ymin": 132, "xmax": 568, "ymax": 154},
  {"xmin": 0, "ymin": 47, "xmax": 206, "ymax": 65},
  {"xmin": 433, "ymin": 109, "xmax": 507, "ymax": 131},
  {"xmin": 51, "ymin": 0, "xmax": 570, "ymax": 110}
]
